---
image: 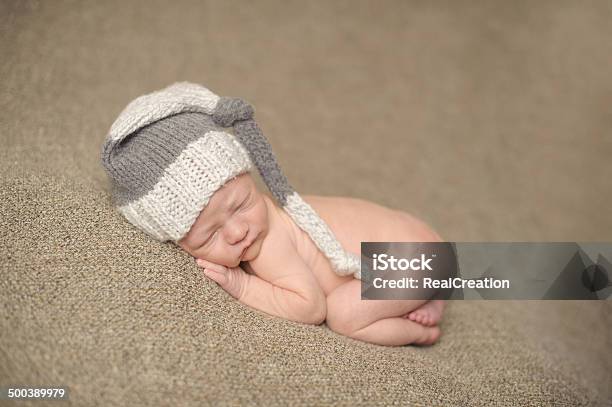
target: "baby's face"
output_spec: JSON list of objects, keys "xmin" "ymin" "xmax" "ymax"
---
[{"xmin": 177, "ymin": 172, "xmax": 269, "ymax": 268}]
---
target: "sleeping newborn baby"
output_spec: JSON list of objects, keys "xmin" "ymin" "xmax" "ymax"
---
[
  {"xmin": 177, "ymin": 172, "xmax": 445, "ymax": 346},
  {"xmin": 101, "ymin": 81, "xmax": 445, "ymax": 347}
]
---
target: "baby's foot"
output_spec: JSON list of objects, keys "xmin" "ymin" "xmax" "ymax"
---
[
  {"xmin": 405, "ymin": 300, "xmax": 445, "ymax": 327},
  {"xmin": 413, "ymin": 326, "xmax": 441, "ymax": 346}
]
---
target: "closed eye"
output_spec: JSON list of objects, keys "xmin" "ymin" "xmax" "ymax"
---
[
  {"xmin": 239, "ymin": 198, "xmax": 251, "ymax": 211},
  {"xmin": 199, "ymin": 229, "xmax": 218, "ymax": 248},
  {"xmin": 238, "ymin": 193, "xmax": 252, "ymax": 211}
]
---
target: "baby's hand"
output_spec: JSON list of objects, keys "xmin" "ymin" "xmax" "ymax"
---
[{"xmin": 196, "ymin": 258, "xmax": 249, "ymax": 300}]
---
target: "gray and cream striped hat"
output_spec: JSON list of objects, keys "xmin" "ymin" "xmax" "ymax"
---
[{"xmin": 101, "ymin": 81, "xmax": 361, "ymax": 279}]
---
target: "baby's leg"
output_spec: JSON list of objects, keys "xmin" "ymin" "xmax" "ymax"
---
[{"xmin": 325, "ymin": 279, "xmax": 441, "ymax": 346}]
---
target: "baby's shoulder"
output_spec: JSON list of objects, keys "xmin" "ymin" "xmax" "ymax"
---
[
  {"xmin": 244, "ymin": 212, "xmax": 314, "ymax": 278},
  {"xmin": 250, "ymin": 198, "xmax": 302, "ymax": 262},
  {"xmin": 262, "ymin": 194, "xmax": 299, "ymax": 244},
  {"xmin": 253, "ymin": 195, "xmax": 326, "ymax": 269}
]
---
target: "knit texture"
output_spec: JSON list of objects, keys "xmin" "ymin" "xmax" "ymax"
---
[{"xmin": 101, "ymin": 82, "xmax": 362, "ymax": 278}]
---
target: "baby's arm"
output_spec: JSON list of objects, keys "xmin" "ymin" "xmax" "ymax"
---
[
  {"xmin": 196, "ymin": 241, "xmax": 327, "ymax": 325},
  {"xmin": 243, "ymin": 263, "xmax": 327, "ymax": 325}
]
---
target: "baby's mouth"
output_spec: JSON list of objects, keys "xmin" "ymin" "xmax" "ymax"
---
[
  {"xmin": 240, "ymin": 245, "xmax": 249, "ymax": 258},
  {"xmin": 240, "ymin": 233, "xmax": 258, "ymax": 258}
]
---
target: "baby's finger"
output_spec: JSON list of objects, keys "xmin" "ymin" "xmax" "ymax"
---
[
  {"xmin": 202, "ymin": 267, "xmax": 227, "ymax": 285},
  {"xmin": 196, "ymin": 258, "xmax": 226, "ymax": 273},
  {"xmin": 196, "ymin": 258, "xmax": 214, "ymax": 268}
]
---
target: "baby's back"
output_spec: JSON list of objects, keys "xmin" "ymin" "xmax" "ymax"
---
[{"xmin": 276, "ymin": 195, "xmax": 440, "ymax": 295}]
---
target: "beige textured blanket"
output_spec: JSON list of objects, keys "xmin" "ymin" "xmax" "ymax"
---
[{"xmin": 1, "ymin": 1, "xmax": 610, "ymax": 405}]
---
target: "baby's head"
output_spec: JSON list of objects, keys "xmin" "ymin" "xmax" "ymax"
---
[
  {"xmin": 101, "ymin": 82, "xmax": 361, "ymax": 277},
  {"xmin": 177, "ymin": 172, "xmax": 269, "ymax": 268}
]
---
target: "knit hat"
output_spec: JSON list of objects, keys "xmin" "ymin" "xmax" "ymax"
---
[{"xmin": 100, "ymin": 81, "xmax": 361, "ymax": 279}]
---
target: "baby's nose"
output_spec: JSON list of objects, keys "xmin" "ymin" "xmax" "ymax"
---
[{"xmin": 225, "ymin": 220, "xmax": 248, "ymax": 244}]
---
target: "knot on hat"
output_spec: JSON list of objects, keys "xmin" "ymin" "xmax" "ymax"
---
[{"xmin": 212, "ymin": 97, "xmax": 254, "ymax": 127}]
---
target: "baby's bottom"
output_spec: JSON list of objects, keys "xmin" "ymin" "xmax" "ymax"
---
[{"xmin": 325, "ymin": 279, "xmax": 441, "ymax": 347}]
